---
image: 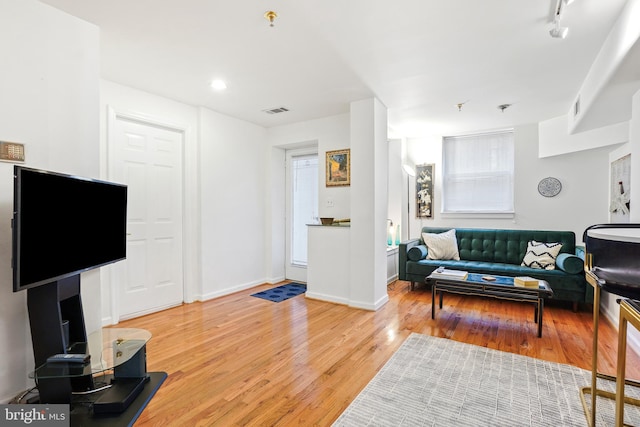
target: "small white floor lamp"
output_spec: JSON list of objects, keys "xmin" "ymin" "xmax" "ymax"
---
[{"xmin": 402, "ymin": 164, "xmax": 416, "ymax": 239}]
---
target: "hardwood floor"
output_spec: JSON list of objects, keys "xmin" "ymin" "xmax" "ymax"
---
[{"xmin": 117, "ymin": 280, "xmax": 640, "ymax": 426}]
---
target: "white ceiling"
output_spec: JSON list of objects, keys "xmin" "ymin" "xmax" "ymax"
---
[{"xmin": 39, "ymin": 0, "xmax": 632, "ymax": 137}]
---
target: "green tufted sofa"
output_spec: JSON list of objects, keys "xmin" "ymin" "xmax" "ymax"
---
[{"xmin": 399, "ymin": 227, "xmax": 591, "ymax": 308}]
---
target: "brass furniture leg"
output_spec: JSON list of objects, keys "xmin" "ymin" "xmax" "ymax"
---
[
  {"xmin": 580, "ymin": 279, "xmax": 605, "ymax": 427},
  {"xmin": 616, "ymin": 299, "xmax": 640, "ymax": 426},
  {"xmin": 580, "ymin": 270, "xmax": 640, "ymax": 426}
]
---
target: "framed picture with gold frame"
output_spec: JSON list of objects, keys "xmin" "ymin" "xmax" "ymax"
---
[{"xmin": 326, "ymin": 149, "xmax": 350, "ymax": 187}]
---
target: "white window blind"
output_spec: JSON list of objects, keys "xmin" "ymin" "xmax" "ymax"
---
[{"xmin": 442, "ymin": 130, "xmax": 514, "ymax": 213}]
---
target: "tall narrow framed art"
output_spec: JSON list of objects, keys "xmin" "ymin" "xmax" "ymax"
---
[{"xmin": 415, "ymin": 163, "xmax": 434, "ymax": 219}]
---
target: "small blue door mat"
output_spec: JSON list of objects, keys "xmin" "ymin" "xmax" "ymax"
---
[{"xmin": 251, "ymin": 282, "xmax": 307, "ymax": 302}]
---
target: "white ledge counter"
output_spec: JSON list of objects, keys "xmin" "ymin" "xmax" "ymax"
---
[{"xmin": 306, "ymin": 224, "xmax": 350, "ymax": 305}]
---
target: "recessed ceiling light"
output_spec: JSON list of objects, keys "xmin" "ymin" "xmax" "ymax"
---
[{"xmin": 210, "ymin": 79, "xmax": 227, "ymax": 91}]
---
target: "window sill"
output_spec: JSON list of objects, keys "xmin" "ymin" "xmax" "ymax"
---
[{"xmin": 440, "ymin": 211, "xmax": 515, "ymax": 220}]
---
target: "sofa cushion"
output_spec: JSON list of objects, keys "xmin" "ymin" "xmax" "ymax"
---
[
  {"xmin": 556, "ymin": 253, "xmax": 584, "ymax": 274},
  {"xmin": 416, "ymin": 227, "xmax": 576, "ymax": 265},
  {"xmin": 521, "ymin": 240, "xmax": 562, "ymax": 270},
  {"xmin": 422, "ymin": 229, "xmax": 460, "ymax": 260},
  {"xmin": 407, "ymin": 245, "xmax": 428, "ymax": 261}
]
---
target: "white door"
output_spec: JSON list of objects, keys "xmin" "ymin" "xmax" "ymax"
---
[
  {"xmin": 285, "ymin": 149, "xmax": 318, "ymax": 282},
  {"xmin": 111, "ymin": 116, "xmax": 184, "ymax": 319}
]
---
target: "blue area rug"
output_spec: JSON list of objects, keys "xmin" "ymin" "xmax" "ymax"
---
[{"xmin": 250, "ymin": 282, "xmax": 306, "ymax": 302}]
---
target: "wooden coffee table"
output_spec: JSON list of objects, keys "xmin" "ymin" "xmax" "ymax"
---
[{"xmin": 428, "ymin": 272, "xmax": 553, "ymax": 337}]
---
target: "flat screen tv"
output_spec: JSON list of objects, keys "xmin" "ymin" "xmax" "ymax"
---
[{"xmin": 12, "ymin": 166, "xmax": 128, "ymax": 292}]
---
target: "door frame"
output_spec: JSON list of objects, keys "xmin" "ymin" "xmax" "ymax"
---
[
  {"xmin": 285, "ymin": 147, "xmax": 318, "ymax": 283},
  {"xmin": 105, "ymin": 106, "xmax": 199, "ymax": 324}
]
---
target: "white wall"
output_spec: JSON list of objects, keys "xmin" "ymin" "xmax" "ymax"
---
[
  {"xmin": 0, "ymin": 0, "xmax": 99, "ymax": 402},
  {"xmin": 199, "ymin": 108, "xmax": 268, "ymax": 299},
  {"xmin": 405, "ymin": 124, "xmax": 613, "ymax": 242},
  {"xmin": 539, "ymin": 115, "xmax": 628, "ymax": 158}
]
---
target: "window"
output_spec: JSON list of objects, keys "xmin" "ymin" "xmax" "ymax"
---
[
  {"xmin": 290, "ymin": 154, "xmax": 318, "ymax": 266},
  {"xmin": 442, "ymin": 130, "xmax": 514, "ymax": 214}
]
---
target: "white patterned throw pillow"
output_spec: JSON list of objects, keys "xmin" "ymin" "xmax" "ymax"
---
[
  {"xmin": 521, "ymin": 240, "xmax": 563, "ymax": 270},
  {"xmin": 422, "ymin": 229, "xmax": 460, "ymax": 261}
]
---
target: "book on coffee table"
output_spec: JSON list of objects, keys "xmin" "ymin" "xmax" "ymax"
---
[
  {"xmin": 514, "ymin": 276, "xmax": 539, "ymax": 287},
  {"xmin": 430, "ymin": 268, "xmax": 468, "ymax": 280}
]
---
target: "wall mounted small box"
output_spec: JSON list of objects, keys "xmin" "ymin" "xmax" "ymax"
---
[{"xmin": 0, "ymin": 141, "xmax": 25, "ymax": 162}]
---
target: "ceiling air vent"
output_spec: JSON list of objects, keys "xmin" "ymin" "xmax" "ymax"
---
[{"xmin": 263, "ymin": 107, "xmax": 290, "ymax": 115}]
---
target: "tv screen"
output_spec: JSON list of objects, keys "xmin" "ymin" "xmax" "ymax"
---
[{"xmin": 12, "ymin": 166, "xmax": 128, "ymax": 292}]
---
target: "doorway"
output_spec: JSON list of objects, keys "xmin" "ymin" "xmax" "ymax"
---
[
  {"xmin": 108, "ymin": 113, "xmax": 185, "ymax": 320},
  {"xmin": 285, "ymin": 149, "xmax": 318, "ymax": 282}
]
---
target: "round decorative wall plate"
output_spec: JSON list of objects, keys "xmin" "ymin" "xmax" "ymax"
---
[{"xmin": 538, "ymin": 177, "xmax": 562, "ymax": 197}]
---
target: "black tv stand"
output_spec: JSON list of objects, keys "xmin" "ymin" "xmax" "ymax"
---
[
  {"xmin": 27, "ymin": 275, "xmax": 93, "ymax": 403},
  {"xmin": 70, "ymin": 372, "xmax": 166, "ymax": 426},
  {"xmin": 93, "ymin": 376, "xmax": 149, "ymax": 414},
  {"xmin": 27, "ymin": 275, "xmax": 166, "ymax": 424}
]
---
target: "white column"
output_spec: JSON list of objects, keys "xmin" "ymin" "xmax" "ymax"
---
[
  {"xmin": 630, "ymin": 89, "xmax": 640, "ymax": 223},
  {"xmin": 349, "ymin": 98, "xmax": 389, "ymax": 310},
  {"xmin": 388, "ymin": 139, "xmax": 403, "ymax": 242}
]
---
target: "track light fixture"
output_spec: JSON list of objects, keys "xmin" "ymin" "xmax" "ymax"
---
[
  {"xmin": 549, "ymin": 0, "xmax": 571, "ymax": 39},
  {"xmin": 550, "ymin": 19, "xmax": 569, "ymax": 39},
  {"xmin": 554, "ymin": 0, "xmax": 574, "ymax": 17}
]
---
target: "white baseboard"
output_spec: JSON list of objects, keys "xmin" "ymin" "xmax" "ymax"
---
[
  {"xmin": 305, "ymin": 291, "xmax": 349, "ymax": 306},
  {"xmin": 267, "ymin": 275, "xmax": 286, "ymax": 284},
  {"xmin": 197, "ymin": 279, "xmax": 265, "ymax": 302},
  {"xmin": 348, "ymin": 294, "xmax": 390, "ymax": 311},
  {"xmin": 602, "ymin": 302, "xmax": 640, "ymax": 356},
  {"xmin": 306, "ymin": 291, "xmax": 390, "ymax": 311}
]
